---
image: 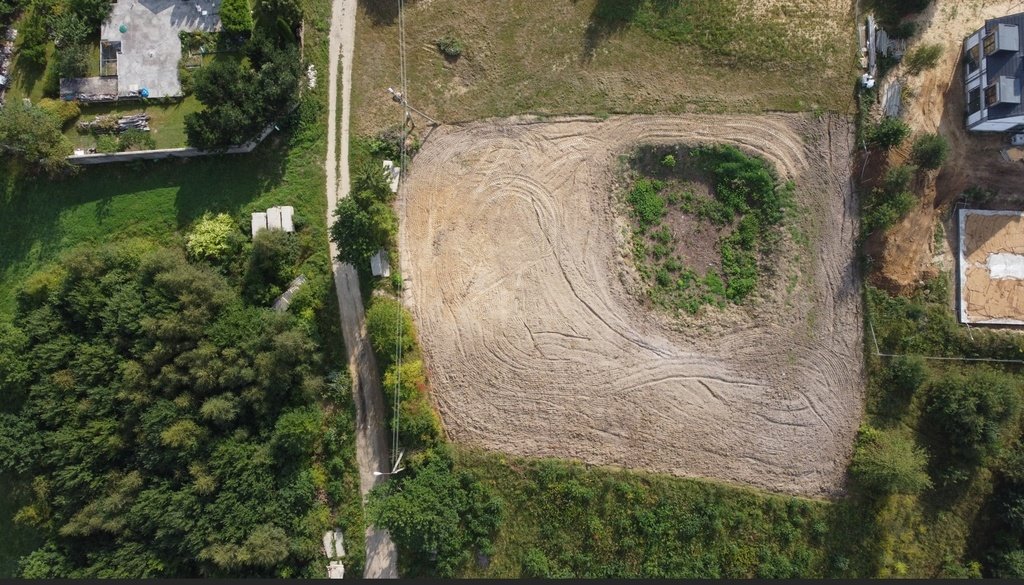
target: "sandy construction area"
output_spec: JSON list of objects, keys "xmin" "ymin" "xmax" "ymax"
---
[{"xmin": 399, "ymin": 115, "xmax": 863, "ymax": 497}]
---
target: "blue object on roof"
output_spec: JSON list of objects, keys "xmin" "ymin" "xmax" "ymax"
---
[
  {"xmin": 140, "ymin": 88, "xmax": 149, "ymax": 98},
  {"xmin": 119, "ymin": 24, "xmax": 127, "ymax": 33}
]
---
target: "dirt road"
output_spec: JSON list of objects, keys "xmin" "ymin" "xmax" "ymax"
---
[
  {"xmin": 399, "ymin": 114, "xmax": 863, "ymax": 497},
  {"xmin": 324, "ymin": 0, "xmax": 398, "ymax": 577}
]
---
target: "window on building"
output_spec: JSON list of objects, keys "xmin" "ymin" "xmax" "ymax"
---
[
  {"xmin": 969, "ymin": 87, "xmax": 982, "ymax": 114},
  {"xmin": 967, "ymin": 44, "xmax": 981, "ymax": 74},
  {"xmin": 984, "ymin": 30, "xmax": 997, "ymax": 55},
  {"xmin": 985, "ymin": 82, "xmax": 1000, "ymax": 107}
]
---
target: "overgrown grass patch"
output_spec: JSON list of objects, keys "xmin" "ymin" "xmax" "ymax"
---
[
  {"xmin": 623, "ymin": 144, "xmax": 793, "ymax": 314},
  {"xmin": 351, "ymin": 0, "xmax": 857, "ymax": 134},
  {"xmin": 451, "ymin": 448, "xmax": 881, "ymax": 578},
  {"xmin": 860, "ymin": 274, "xmax": 1024, "ymax": 577}
]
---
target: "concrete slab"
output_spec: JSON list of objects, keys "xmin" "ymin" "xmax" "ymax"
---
[
  {"xmin": 280, "ymin": 205, "xmax": 295, "ymax": 232},
  {"xmin": 251, "ymin": 212, "xmax": 267, "ymax": 237},
  {"xmin": 958, "ymin": 208, "xmax": 1024, "ymax": 325},
  {"xmin": 102, "ymin": 0, "xmax": 222, "ymax": 98},
  {"xmin": 267, "ymin": 206, "xmax": 283, "ymax": 231}
]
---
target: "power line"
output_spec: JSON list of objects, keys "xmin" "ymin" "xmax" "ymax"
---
[{"xmin": 391, "ymin": 0, "xmax": 410, "ymax": 471}]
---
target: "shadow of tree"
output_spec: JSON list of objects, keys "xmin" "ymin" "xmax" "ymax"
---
[
  {"xmin": 579, "ymin": 0, "xmax": 677, "ymax": 62},
  {"xmin": 359, "ymin": 0, "xmax": 400, "ymax": 26}
]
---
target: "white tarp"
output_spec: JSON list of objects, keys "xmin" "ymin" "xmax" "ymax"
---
[{"xmin": 987, "ymin": 252, "xmax": 1024, "ymax": 279}]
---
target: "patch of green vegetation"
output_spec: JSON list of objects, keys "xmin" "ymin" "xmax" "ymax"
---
[
  {"xmin": 451, "ymin": 448, "xmax": 881, "ymax": 578},
  {"xmin": 68, "ymin": 98, "xmax": 205, "ymax": 150},
  {"xmin": 861, "ymin": 275, "xmax": 1024, "ymax": 577},
  {"xmin": 862, "ymin": 164, "xmax": 918, "ymax": 236},
  {"xmin": 626, "ymin": 178, "xmax": 666, "ymax": 228},
  {"xmin": 626, "ymin": 144, "xmax": 792, "ymax": 314},
  {"xmin": 0, "ymin": 0, "xmax": 364, "ymax": 575}
]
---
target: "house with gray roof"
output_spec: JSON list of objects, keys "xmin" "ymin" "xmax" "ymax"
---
[{"xmin": 964, "ymin": 13, "xmax": 1024, "ymax": 132}]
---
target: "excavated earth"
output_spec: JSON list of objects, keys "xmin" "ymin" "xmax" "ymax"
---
[{"xmin": 398, "ymin": 114, "xmax": 863, "ymax": 497}]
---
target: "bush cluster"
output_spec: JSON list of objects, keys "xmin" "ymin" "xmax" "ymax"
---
[
  {"xmin": 863, "ymin": 164, "xmax": 918, "ymax": 235},
  {"xmin": 0, "ymin": 243, "xmax": 330, "ymax": 577}
]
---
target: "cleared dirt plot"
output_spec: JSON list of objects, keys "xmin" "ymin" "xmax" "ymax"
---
[{"xmin": 399, "ymin": 114, "xmax": 863, "ymax": 496}]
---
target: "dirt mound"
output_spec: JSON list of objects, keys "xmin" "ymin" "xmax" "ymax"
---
[{"xmin": 398, "ymin": 114, "xmax": 863, "ymax": 497}]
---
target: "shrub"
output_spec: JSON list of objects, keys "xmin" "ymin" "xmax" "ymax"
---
[
  {"xmin": 661, "ymin": 153, "xmax": 677, "ymax": 168},
  {"xmin": 882, "ymin": 164, "xmax": 915, "ymax": 193},
  {"xmin": 911, "ymin": 133, "xmax": 949, "ymax": 170},
  {"xmin": 885, "ymin": 354, "xmax": 927, "ymax": 396},
  {"xmin": 366, "ymin": 297, "xmax": 417, "ymax": 370},
  {"xmin": 962, "ymin": 185, "xmax": 996, "ymax": 206},
  {"xmin": 905, "ymin": 43, "xmax": 943, "ymax": 75},
  {"xmin": 220, "ymin": 0, "xmax": 254, "ymax": 34},
  {"xmin": 118, "ymin": 129, "xmax": 156, "ymax": 152},
  {"xmin": 95, "ymin": 134, "xmax": 119, "ymax": 154},
  {"xmin": 37, "ymin": 98, "xmax": 81, "ymax": 128},
  {"xmin": 186, "ymin": 213, "xmax": 239, "ymax": 261},
  {"xmin": 244, "ymin": 228, "xmax": 298, "ymax": 302},
  {"xmin": 435, "ymin": 34, "xmax": 464, "ymax": 58},
  {"xmin": 850, "ymin": 426, "xmax": 932, "ymax": 494},
  {"xmin": 869, "ymin": 117, "xmax": 911, "ymax": 150},
  {"xmin": 627, "ymin": 178, "xmax": 666, "ymax": 228},
  {"xmin": 924, "ymin": 366, "xmax": 1021, "ymax": 468}
]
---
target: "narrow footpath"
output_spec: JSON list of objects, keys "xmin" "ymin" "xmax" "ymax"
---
[{"xmin": 323, "ymin": 0, "xmax": 399, "ymax": 577}]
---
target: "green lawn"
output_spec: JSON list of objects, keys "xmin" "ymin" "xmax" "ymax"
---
[{"xmin": 66, "ymin": 97, "xmax": 204, "ymax": 150}]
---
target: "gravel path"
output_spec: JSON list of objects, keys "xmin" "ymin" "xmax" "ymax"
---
[{"xmin": 324, "ymin": 0, "xmax": 398, "ymax": 576}]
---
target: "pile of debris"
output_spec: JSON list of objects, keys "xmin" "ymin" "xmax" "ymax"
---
[{"xmin": 77, "ymin": 113, "xmax": 151, "ymax": 134}]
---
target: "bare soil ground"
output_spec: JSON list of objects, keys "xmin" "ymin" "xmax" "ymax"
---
[
  {"xmin": 398, "ymin": 114, "xmax": 863, "ymax": 497},
  {"xmin": 870, "ymin": 0, "xmax": 1024, "ymax": 293},
  {"xmin": 352, "ymin": 0, "xmax": 857, "ymax": 136}
]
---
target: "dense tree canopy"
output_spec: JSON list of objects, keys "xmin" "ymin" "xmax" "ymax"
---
[
  {"xmin": 0, "ymin": 243, "xmax": 330, "ymax": 577},
  {"xmin": 184, "ymin": 41, "xmax": 301, "ymax": 150},
  {"xmin": 330, "ymin": 161, "xmax": 398, "ymax": 268}
]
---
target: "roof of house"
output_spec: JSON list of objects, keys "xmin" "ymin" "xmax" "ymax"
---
[{"xmin": 982, "ymin": 13, "xmax": 1024, "ymax": 121}]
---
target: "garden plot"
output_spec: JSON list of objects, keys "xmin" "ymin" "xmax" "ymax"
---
[{"xmin": 399, "ymin": 114, "xmax": 863, "ymax": 497}]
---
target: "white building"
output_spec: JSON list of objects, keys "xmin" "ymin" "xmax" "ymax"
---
[{"xmin": 964, "ymin": 14, "xmax": 1024, "ymax": 132}]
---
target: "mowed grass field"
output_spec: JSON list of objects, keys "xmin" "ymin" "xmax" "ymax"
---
[{"xmin": 351, "ymin": 0, "xmax": 859, "ymax": 134}]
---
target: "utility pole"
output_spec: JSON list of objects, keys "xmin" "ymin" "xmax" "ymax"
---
[{"xmin": 387, "ymin": 87, "xmax": 441, "ymax": 126}]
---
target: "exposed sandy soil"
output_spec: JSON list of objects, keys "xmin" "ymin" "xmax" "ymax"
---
[
  {"xmin": 870, "ymin": 0, "xmax": 1024, "ymax": 293},
  {"xmin": 398, "ymin": 114, "xmax": 863, "ymax": 497}
]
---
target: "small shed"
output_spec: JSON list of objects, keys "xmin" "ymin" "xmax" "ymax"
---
[{"xmin": 370, "ymin": 249, "xmax": 391, "ymax": 277}]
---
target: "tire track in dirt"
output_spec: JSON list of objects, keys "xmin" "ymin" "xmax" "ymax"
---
[{"xmin": 398, "ymin": 114, "xmax": 863, "ymax": 497}]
